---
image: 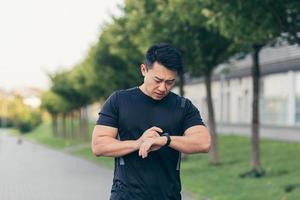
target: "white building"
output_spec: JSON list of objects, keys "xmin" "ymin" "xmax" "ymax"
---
[
  {"xmin": 12, "ymin": 87, "xmax": 42, "ymax": 109},
  {"xmin": 181, "ymin": 44, "xmax": 300, "ymax": 128}
]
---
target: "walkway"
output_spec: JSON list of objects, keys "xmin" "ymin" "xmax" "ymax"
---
[
  {"xmin": 0, "ymin": 131, "xmax": 192, "ymax": 200},
  {"xmin": 218, "ymin": 123, "xmax": 300, "ymax": 142},
  {"xmin": 0, "ymin": 131, "xmax": 112, "ymax": 200}
]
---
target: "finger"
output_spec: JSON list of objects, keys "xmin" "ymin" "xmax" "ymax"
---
[
  {"xmin": 143, "ymin": 144, "xmax": 149, "ymax": 158},
  {"xmin": 151, "ymin": 126, "xmax": 163, "ymax": 133},
  {"xmin": 144, "ymin": 143, "xmax": 152, "ymax": 158},
  {"xmin": 139, "ymin": 144, "xmax": 143, "ymax": 157},
  {"xmin": 141, "ymin": 144, "xmax": 145, "ymax": 158},
  {"xmin": 143, "ymin": 144, "xmax": 147, "ymax": 158},
  {"xmin": 145, "ymin": 143, "xmax": 150, "ymax": 152},
  {"xmin": 141, "ymin": 143, "xmax": 147, "ymax": 158}
]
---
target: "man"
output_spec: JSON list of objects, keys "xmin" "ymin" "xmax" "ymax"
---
[{"xmin": 91, "ymin": 43, "xmax": 211, "ymax": 200}]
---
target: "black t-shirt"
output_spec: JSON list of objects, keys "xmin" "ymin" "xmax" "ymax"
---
[{"xmin": 96, "ymin": 87, "xmax": 205, "ymax": 200}]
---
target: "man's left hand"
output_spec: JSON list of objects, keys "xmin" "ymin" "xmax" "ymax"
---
[{"xmin": 138, "ymin": 137, "xmax": 167, "ymax": 158}]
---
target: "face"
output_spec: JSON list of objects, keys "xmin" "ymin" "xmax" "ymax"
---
[{"xmin": 140, "ymin": 61, "xmax": 177, "ymax": 100}]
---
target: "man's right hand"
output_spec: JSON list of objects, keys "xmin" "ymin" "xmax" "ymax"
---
[{"xmin": 135, "ymin": 126, "xmax": 162, "ymax": 150}]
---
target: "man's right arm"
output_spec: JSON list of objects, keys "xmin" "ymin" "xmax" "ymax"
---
[
  {"xmin": 91, "ymin": 125, "xmax": 139, "ymax": 157},
  {"xmin": 91, "ymin": 125, "xmax": 162, "ymax": 157}
]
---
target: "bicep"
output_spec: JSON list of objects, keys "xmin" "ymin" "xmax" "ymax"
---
[
  {"xmin": 91, "ymin": 125, "xmax": 119, "ymax": 156},
  {"xmin": 92, "ymin": 125, "xmax": 118, "ymax": 140}
]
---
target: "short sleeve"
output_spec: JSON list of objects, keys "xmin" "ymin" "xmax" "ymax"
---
[
  {"xmin": 182, "ymin": 98, "xmax": 205, "ymax": 132},
  {"xmin": 96, "ymin": 91, "xmax": 119, "ymax": 128}
]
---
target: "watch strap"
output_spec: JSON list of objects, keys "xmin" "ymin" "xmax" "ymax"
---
[{"xmin": 161, "ymin": 133, "xmax": 171, "ymax": 146}]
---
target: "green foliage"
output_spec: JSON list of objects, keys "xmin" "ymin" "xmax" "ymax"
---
[
  {"xmin": 50, "ymin": 69, "xmax": 90, "ymax": 111},
  {"xmin": 259, "ymin": 0, "xmax": 300, "ymax": 45},
  {"xmin": 41, "ymin": 91, "xmax": 69, "ymax": 114},
  {"xmin": 1, "ymin": 96, "xmax": 42, "ymax": 133},
  {"xmin": 204, "ymin": 0, "xmax": 286, "ymax": 47},
  {"xmin": 17, "ymin": 109, "xmax": 42, "ymax": 133},
  {"xmin": 91, "ymin": 18, "xmax": 143, "ymax": 97},
  {"xmin": 41, "ymin": 0, "xmax": 300, "ymax": 114},
  {"xmin": 123, "ymin": 0, "xmax": 234, "ymax": 77}
]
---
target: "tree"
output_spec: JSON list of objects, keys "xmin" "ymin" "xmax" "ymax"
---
[
  {"xmin": 7, "ymin": 95, "xmax": 42, "ymax": 133},
  {"xmin": 92, "ymin": 19, "xmax": 143, "ymax": 94},
  {"xmin": 205, "ymin": 0, "xmax": 286, "ymax": 175},
  {"xmin": 266, "ymin": 0, "xmax": 300, "ymax": 45},
  {"xmin": 41, "ymin": 91, "xmax": 66, "ymax": 137},
  {"xmin": 49, "ymin": 70, "xmax": 89, "ymax": 140},
  {"xmin": 121, "ymin": 0, "xmax": 237, "ymax": 164}
]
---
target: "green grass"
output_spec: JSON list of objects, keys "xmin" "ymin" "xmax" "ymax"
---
[
  {"xmin": 72, "ymin": 136, "xmax": 300, "ymax": 200},
  {"xmin": 180, "ymin": 136, "xmax": 300, "ymax": 200},
  {"xmin": 23, "ymin": 122, "xmax": 81, "ymax": 149},
  {"xmin": 21, "ymin": 123, "xmax": 300, "ymax": 200}
]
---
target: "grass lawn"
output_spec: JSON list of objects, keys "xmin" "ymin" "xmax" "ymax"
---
[
  {"xmin": 23, "ymin": 123, "xmax": 300, "ymax": 200},
  {"xmin": 72, "ymin": 135, "xmax": 300, "ymax": 200},
  {"xmin": 180, "ymin": 136, "xmax": 300, "ymax": 200},
  {"xmin": 22, "ymin": 122, "xmax": 82, "ymax": 149}
]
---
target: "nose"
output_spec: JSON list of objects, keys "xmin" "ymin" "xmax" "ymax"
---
[{"xmin": 158, "ymin": 82, "xmax": 167, "ymax": 92}]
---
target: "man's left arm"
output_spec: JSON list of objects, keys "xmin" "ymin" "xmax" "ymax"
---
[
  {"xmin": 167, "ymin": 125, "xmax": 211, "ymax": 154},
  {"xmin": 139, "ymin": 125, "xmax": 211, "ymax": 158}
]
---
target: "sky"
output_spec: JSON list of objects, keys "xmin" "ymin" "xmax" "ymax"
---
[{"xmin": 0, "ymin": 0, "xmax": 123, "ymax": 92}]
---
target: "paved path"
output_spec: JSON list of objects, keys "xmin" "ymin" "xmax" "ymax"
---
[
  {"xmin": 218, "ymin": 124, "xmax": 300, "ymax": 142},
  {"xmin": 0, "ymin": 131, "xmax": 193, "ymax": 200},
  {"xmin": 0, "ymin": 131, "xmax": 113, "ymax": 200}
]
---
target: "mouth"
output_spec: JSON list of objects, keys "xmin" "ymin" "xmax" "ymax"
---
[{"xmin": 154, "ymin": 92, "xmax": 165, "ymax": 97}]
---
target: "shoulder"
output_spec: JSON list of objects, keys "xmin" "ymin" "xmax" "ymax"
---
[
  {"xmin": 117, "ymin": 87, "xmax": 139, "ymax": 96},
  {"xmin": 168, "ymin": 92, "xmax": 192, "ymax": 109},
  {"xmin": 107, "ymin": 87, "xmax": 139, "ymax": 104},
  {"xmin": 114, "ymin": 87, "xmax": 139, "ymax": 100}
]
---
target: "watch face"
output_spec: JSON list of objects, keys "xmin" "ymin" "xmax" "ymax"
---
[{"xmin": 162, "ymin": 132, "xmax": 169, "ymax": 136}]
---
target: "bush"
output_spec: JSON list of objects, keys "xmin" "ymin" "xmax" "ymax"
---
[
  {"xmin": 0, "ymin": 117, "xmax": 14, "ymax": 128},
  {"xmin": 17, "ymin": 110, "xmax": 42, "ymax": 133},
  {"xmin": 1, "ymin": 95, "xmax": 42, "ymax": 133}
]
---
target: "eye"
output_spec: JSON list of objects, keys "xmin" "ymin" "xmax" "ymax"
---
[
  {"xmin": 166, "ymin": 80, "xmax": 175, "ymax": 85},
  {"xmin": 154, "ymin": 79, "xmax": 161, "ymax": 83}
]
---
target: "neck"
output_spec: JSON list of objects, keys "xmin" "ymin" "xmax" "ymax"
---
[{"xmin": 139, "ymin": 84, "xmax": 151, "ymax": 97}]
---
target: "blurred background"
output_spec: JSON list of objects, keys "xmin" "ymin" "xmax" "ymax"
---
[{"xmin": 1, "ymin": 0, "xmax": 300, "ymax": 200}]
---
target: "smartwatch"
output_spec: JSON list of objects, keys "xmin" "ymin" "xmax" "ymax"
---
[{"xmin": 161, "ymin": 132, "xmax": 171, "ymax": 147}]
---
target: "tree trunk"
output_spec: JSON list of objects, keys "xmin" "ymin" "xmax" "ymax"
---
[
  {"xmin": 57, "ymin": 114, "xmax": 62, "ymax": 138},
  {"xmin": 79, "ymin": 108, "xmax": 84, "ymax": 141},
  {"xmin": 205, "ymin": 73, "xmax": 219, "ymax": 165},
  {"xmin": 82, "ymin": 106, "xmax": 89, "ymax": 141},
  {"xmin": 178, "ymin": 69, "xmax": 189, "ymax": 160},
  {"xmin": 70, "ymin": 111, "xmax": 74, "ymax": 140},
  {"xmin": 179, "ymin": 69, "xmax": 185, "ymax": 97},
  {"xmin": 66, "ymin": 113, "xmax": 70, "ymax": 140},
  {"xmin": 251, "ymin": 44, "xmax": 263, "ymax": 172},
  {"xmin": 62, "ymin": 113, "xmax": 67, "ymax": 141},
  {"xmin": 51, "ymin": 114, "xmax": 58, "ymax": 137}
]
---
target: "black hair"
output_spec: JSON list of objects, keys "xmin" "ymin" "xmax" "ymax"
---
[{"xmin": 144, "ymin": 43, "xmax": 183, "ymax": 72}]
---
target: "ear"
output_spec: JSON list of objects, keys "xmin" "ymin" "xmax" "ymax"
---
[{"xmin": 140, "ymin": 64, "xmax": 148, "ymax": 77}]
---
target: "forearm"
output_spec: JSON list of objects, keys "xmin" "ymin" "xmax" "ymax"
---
[
  {"xmin": 92, "ymin": 137, "xmax": 138, "ymax": 157},
  {"xmin": 168, "ymin": 134, "xmax": 210, "ymax": 154}
]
